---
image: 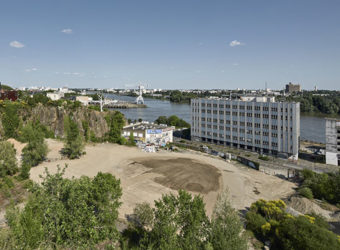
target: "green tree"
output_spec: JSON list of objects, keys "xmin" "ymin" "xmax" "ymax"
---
[
  {"xmin": 21, "ymin": 124, "xmax": 48, "ymax": 179},
  {"xmin": 82, "ymin": 120, "xmax": 90, "ymax": 142},
  {"xmin": 246, "ymin": 199, "xmax": 340, "ymax": 250},
  {"xmin": 1, "ymin": 101, "xmax": 20, "ymax": 138},
  {"xmin": 0, "ymin": 141, "xmax": 18, "ymax": 177},
  {"xmin": 106, "ymin": 111, "xmax": 126, "ymax": 144},
  {"xmin": 6, "ymin": 166, "xmax": 122, "ymax": 248},
  {"xmin": 155, "ymin": 116, "xmax": 168, "ymax": 125},
  {"xmin": 127, "ymin": 133, "xmax": 136, "ymax": 146},
  {"xmin": 133, "ymin": 202, "xmax": 154, "ymax": 229},
  {"xmin": 63, "ymin": 116, "xmax": 84, "ymax": 159},
  {"xmin": 210, "ymin": 191, "xmax": 247, "ymax": 250},
  {"xmin": 149, "ymin": 190, "xmax": 210, "ymax": 249}
]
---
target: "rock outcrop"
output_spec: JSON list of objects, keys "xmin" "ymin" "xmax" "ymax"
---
[{"xmin": 1, "ymin": 104, "xmax": 113, "ymax": 139}]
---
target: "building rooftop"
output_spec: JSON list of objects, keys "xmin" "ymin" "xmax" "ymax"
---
[{"xmin": 123, "ymin": 122, "xmax": 172, "ymax": 131}]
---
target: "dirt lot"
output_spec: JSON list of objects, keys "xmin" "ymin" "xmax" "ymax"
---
[
  {"xmin": 132, "ymin": 157, "xmax": 221, "ymax": 194},
  {"xmin": 20, "ymin": 139, "xmax": 296, "ymax": 219}
]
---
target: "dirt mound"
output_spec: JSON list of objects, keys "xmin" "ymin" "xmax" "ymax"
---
[
  {"xmin": 133, "ymin": 157, "xmax": 221, "ymax": 194},
  {"xmin": 287, "ymin": 196, "xmax": 332, "ymax": 219}
]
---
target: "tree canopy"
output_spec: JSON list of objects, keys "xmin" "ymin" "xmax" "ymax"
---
[
  {"xmin": 0, "ymin": 141, "xmax": 18, "ymax": 177},
  {"xmin": 62, "ymin": 115, "xmax": 84, "ymax": 159},
  {"xmin": 5, "ymin": 167, "xmax": 122, "ymax": 248}
]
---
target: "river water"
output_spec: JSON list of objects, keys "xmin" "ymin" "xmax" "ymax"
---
[{"xmin": 107, "ymin": 94, "xmax": 327, "ymax": 143}]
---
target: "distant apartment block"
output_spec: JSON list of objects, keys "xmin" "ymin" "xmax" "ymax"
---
[
  {"xmin": 46, "ymin": 92, "xmax": 64, "ymax": 101},
  {"xmin": 191, "ymin": 96, "xmax": 300, "ymax": 160},
  {"xmin": 285, "ymin": 82, "xmax": 301, "ymax": 93},
  {"xmin": 325, "ymin": 118, "xmax": 340, "ymax": 166}
]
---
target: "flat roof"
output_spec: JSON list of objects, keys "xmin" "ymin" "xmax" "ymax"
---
[{"xmin": 123, "ymin": 122, "xmax": 172, "ymax": 131}]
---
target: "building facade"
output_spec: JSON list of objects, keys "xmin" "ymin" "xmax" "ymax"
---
[
  {"xmin": 122, "ymin": 122, "xmax": 174, "ymax": 146},
  {"xmin": 285, "ymin": 82, "xmax": 301, "ymax": 93},
  {"xmin": 325, "ymin": 118, "xmax": 340, "ymax": 166},
  {"xmin": 191, "ymin": 97, "xmax": 300, "ymax": 159}
]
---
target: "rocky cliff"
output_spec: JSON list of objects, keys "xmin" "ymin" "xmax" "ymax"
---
[{"xmin": 0, "ymin": 104, "xmax": 113, "ymax": 139}]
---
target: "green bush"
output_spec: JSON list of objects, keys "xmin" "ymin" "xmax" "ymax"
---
[
  {"xmin": 258, "ymin": 155, "xmax": 270, "ymax": 161},
  {"xmin": 105, "ymin": 111, "xmax": 126, "ymax": 144},
  {"xmin": 0, "ymin": 141, "xmax": 18, "ymax": 177},
  {"xmin": 245, "ymin": 199, "xmax": 340, "ymax": 250},
  {"xmin": 6, "ymin": 166, "xmax": 122, "ymax": 248},
  {"xmin": 21, "ymin": 124, "xmax": 48, "ymax": 168},
  {"xmin": 124, "ymin": 190, "xmax": 247, "ymax": 250},
  {"xmin": 154, "ymin": 115, "xmax": 190, "ymax": 128},
  {"xmin": 1, "ymin": 101, "xmax": 21, "ymax": 138},
  {"xmin": 299, "ymin": 169, "xmax": 340, "ymax": 205},
  {"xmin": 299, "ymin": 187, "xmax": 314, "ymax": 199},
  {"xmin": 62, "ymin": 116, "xmax": 84, "ymax": 159}
]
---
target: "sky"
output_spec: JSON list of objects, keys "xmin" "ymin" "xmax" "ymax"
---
[{"xmin": 0, "ymin": 0, "xmax": 339, "ymax": 90}]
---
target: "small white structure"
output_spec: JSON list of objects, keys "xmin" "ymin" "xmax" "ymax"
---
[
  {"xmin": 47, "ymin": 92, "xmax": 64, "ymax": 101},
  {"xmin": 122, "ymin": 122, "xmax": 174, "ymax": 146},
  {"xmin": 76, "ymin": 96, "xmax": 93, "ymax": 106}
]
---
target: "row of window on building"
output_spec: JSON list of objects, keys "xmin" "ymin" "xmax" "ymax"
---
[
  {"xmin": 193, "ymin": 109, "xmax": 293, "ymax": 120},
  {"xmin": 192, "ymin": 103, "xmax": 293, "ymax": 112}
]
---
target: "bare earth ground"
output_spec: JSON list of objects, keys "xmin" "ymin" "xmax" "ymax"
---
[{"xmin": 24, "ymin": 139, "xmax": 296, "ymax": 219}]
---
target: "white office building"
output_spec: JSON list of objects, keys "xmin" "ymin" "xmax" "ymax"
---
[
  {"xmin": 191, "ymin": 96, "xmax": 300, "ymax": 160},
  {"xmin": 325, "ymin": 118, "xmax": 340, "ymax": 166}
]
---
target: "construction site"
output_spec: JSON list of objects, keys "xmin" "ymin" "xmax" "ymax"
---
[{"xmin": 21, "ymin": 139, "xmax": 296, "ymax": 218}]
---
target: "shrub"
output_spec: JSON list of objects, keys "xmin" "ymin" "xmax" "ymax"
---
[
  {"xmin": 299, "ymin": 187, "xmax": 314, "ymax": 199},
  {"xmin": 62, "ymin": 116, "xmax": 84, "ymax": 159},
  {"xmin": 246, "ymin": 199, "xmax": 340, "ymax": 250},
  {"xmin": 21, "ymin": 124, "xmax": 48, "ymax": 168},
  {"xmin": 0, "ymin": 141, "xmax": 18, "ymax": 177},
  {"xmin": 6, "ymin": 167, "xmax": 122, "ymax": 248}
]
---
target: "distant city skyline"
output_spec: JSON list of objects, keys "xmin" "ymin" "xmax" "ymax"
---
[{"xmin": 1, "ymin": 0, "xmax": 339, "ymax": 90}]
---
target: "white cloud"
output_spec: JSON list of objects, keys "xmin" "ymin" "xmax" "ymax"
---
[
  {"xmin": 10, "ymin": 41, "xmax": 25, "ymax": 48},
  {"xmin": 232, "ymin": 62, "xmax": 239, "ymax": 66},
  {"xmin": 229, "ymin": 40, "xmax": 244, "ymax": 47},
  {"xmin": 25, "ymin": 67, "xmax": 38, "ymax": 72},
  {"xmin": 63, "ymin": 72, "xmax": 83, "ymax": 76},
  {"xmin": 61, "ymin": 28, "xmax": 73, "ymax": 34}
]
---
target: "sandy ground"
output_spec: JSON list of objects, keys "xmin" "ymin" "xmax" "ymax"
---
[{"xmin": 23, "ymin": 139, "xmax": 296, "ymax": 219}]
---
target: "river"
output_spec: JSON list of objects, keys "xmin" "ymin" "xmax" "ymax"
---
[{"xmin": 106, "ymin": 94, "xmax": 327, "ymax": 143}]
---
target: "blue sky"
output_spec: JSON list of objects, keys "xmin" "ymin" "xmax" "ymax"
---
[{"xmin": 0, "ymin": 0, "xmax": 339, "ymax": 90}]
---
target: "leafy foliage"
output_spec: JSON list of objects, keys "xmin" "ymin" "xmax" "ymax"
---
[
  {"xmin": 19, "ymin": 120, "xmax": 54, "ymax": 142},
  {"xmin": 6, "ymin": 166, "xmax": 122, "ymax": 248},
  {"xmin": 299, "ymin": 187, "xmax": 314, "ymax": 199},
  {"xmin": 0, "ymin": 101, "xmax": 21, "ymax": 138},
  {"xmin": 209, "ymin": 191, "xmax": 248, "ymax": 250},
  {"xmin": 155, "ymin": 115, "xmax": 190, "ymax": 128},
  {"xmin": 127, "ymin": 133, "xmax": 136, "ymax": 146},
  {"xmin": 246, "ymin": 199, "xmax": 340, "ymax": 250},
  {"xmin": 62, "ymin": 115, "xmax": 84, "ymax": 159},
  {"xmin": 299, "ymin": 169, "xmax": 340, "ymax": 205},
  {"xmin": 124, "ymin": 190, "xmax": 247, "ymax": 249},
  {"xmin": 105, "ymin": 111, "xmax": 126, "ymax": 144},
  {"xmin": 21, "ymin": 124, "xmax": 48, "ymax": 167},
  {"xmin": 281, "ymin": 91, "xmax": 340, "ymax": 115},
  {"xmin": 0, "ymin": 141, "xmax": 18, "ymax": 177}
]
